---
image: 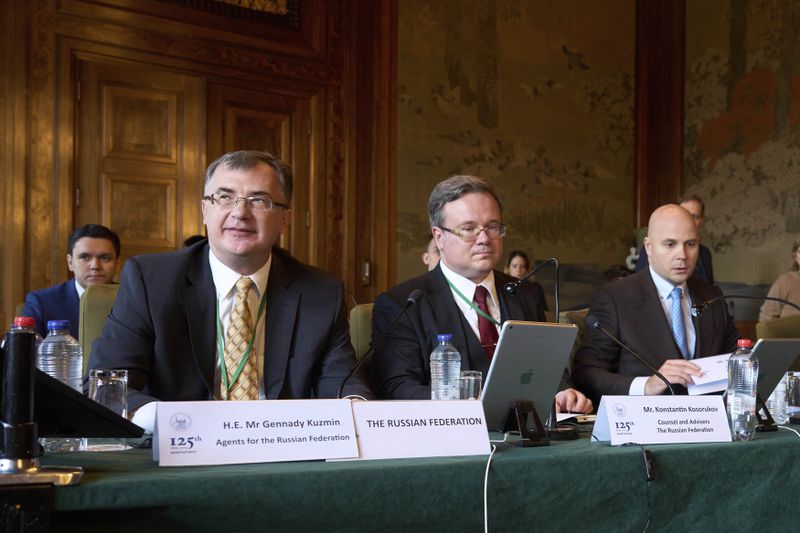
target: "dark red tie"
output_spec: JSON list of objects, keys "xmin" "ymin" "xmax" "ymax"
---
[{"xmin": 473, "ymin": 286, "xmax": 499, "ymax": 360}]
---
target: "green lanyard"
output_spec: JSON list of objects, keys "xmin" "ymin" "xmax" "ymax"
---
[
  {"xmin": 216, "ymin": 288, "xmax": 268, "ymax": 396},
  {"xmin": 444, "ymin": 276, "xmax": 501, "ymax": 326}
]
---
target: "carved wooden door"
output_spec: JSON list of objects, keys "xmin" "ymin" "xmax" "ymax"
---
[
  {"xmin": 207, "ymin": 83, "xmax": 315, "ymax": 263},
  {"xmin": 75, "ymin": 58, "xmax": 206, "ymax": 262}
]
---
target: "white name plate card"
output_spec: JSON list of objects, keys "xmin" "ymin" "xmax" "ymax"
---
[
  {"xmin": 153, "ymin": 399, "xmax": 359, "ymax": 466},
  {"xmin": 342, "ymin": 400, "xmax": 490, "ymax": 461},
  {"xmin": 593, "ymin": 395, "xmax": 731, "ymax": 446}
]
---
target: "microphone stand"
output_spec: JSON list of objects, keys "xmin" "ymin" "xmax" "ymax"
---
[
  {"xmin": 691, "ymin": 294, "xmax": 800, "ymax": 318},
  {"xmin": 337, "ymin": 289, "xmax": 422, "ymax": 399},
  {"xmin": 592, "ymin": 322, "xmax": 675, "ymax": 395},
  {"xmin": 503, "ymin": 257, "xmax": 560, "ymax": 322}
]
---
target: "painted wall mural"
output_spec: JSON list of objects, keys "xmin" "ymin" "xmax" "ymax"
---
[
  {"xmin": 685, "ymin": 0, "xmax": 800, "ymax": 288},
  {"xmin": 396, "ymin": 0, "xmax": 635, "ymax": 308}
]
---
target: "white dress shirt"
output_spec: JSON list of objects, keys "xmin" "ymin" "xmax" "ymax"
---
[
  {"xmin": 439, "ymin": 260, "xmax": 501, "ymax": 340},
  {"xmin": 209, "ymin": 250, "xmax": 271, "ymax": 400}
]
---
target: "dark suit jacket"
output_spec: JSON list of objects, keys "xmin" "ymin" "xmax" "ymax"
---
[
  {"xmin": 636, "ymin": 243, "xmax": 714, "ymax": 285},
  {"xmin": 372, "ymin": 265, "xmax": 570, "ymax": 400},
  {"xmin": 572, "ymin": 269, "xmax": 739, "ymax": 405},
  {"xmin": 22, "ymin": 280, "xmax": 80, "ymax": 339},
  {"xmin": 89, "ymin": 243, "xmax": 371, "ymax": 409}
]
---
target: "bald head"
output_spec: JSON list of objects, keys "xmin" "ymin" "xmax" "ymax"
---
[{"xmin": 644, "ymin": 204, "xmax": 699, "ymax": 285}]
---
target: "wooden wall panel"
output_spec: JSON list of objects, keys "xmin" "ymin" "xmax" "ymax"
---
[
  {"xmin": 0, "ymin": 0, "xmax": 30, "ymax": 328},
  {"xmin": 345, "ymin": 0, "xmax": 397, "ymax": 303},
  {"xmin": 0, "ymin": 0, "xmax": 398, "ymax": 325},
  {"xmin": 634, "ymin": 0, "xmax": 686, "ymax": 226},
  {"xmin": 207, "ymin": 82, "xmax": 312, "ymax": 261},
  {"xmin": 76, "ymin": 57, "xmax": 205, "ymax": 260}
]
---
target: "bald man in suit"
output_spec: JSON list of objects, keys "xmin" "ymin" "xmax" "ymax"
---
[{"xmin": 573, "ymin": 204, "xmax": 738, "ymax": 405}]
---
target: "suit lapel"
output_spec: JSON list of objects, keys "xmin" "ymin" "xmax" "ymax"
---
[
  {"xmin": 63, "ymin": 281, "xmax": 81, "ymax": 336},
  {"xmin": 635, "ymin": 272, "xmax": 681, "ymax": 364},
  {"xmin": 183, "ymin": 246, "xmax": 217, "ymax": 396},
  {"xmin": 262, "ymin": 251, "xmax": 298, "ymax": 399},
  {"xmin": 688, "ymin": 278, "xmax": 713, "ymax": 356}
]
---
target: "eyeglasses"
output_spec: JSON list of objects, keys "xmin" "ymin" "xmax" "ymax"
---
[
  {"xmin": 203, "ymin": 192, "xmax": 289, "ymax": 213},
  {"xmin": 439, "ymin": 223, "xmax": 506, "ymax": 241}
]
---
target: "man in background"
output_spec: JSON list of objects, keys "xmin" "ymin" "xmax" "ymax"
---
[
  {"xmin": 422, "ymin": 236, "xmax": 440, "ymax": 271},
  {"xmin": 22, "ymin": 224, "xmax": 121, "ymax": 339}
]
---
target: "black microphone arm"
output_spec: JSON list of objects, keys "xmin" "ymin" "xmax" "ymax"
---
[
  {"xmin": 503, "ymin": 256, "xmax": 560, "ymax": 322},
  {"xmin": 336, "ymin": 289, "xmax": 423, "ymax": 399},
  {"xmin": 691, "ymin": 294, "xmax": 800, "ymax": 318},
  {"xmin": 591, "ymin": 321, "xmax": 675, "ymax": 395}
]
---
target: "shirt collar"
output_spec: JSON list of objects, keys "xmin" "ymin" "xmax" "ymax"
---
[
  {"xmin": 648, "ymin": 265, "xmax": 688, "ymax": 301},
  {"xmin": 74, "ymin": 279, "xmax": 85, "ymax": 299},
  {"xmin": 208, "ymin": 250, "xmax": 271, "ymax": 299},
  {"xmin": 439, "ymin": 259, "xmax": 498, "ymax": 304}
]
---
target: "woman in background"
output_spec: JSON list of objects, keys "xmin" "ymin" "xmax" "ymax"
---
[
  {"xmin": 759, "ymin": 240, "xmax": 800, "ymax": 322},
  {"xmin": 505, "ymin": 250, "xmax": 549, "ymax": 317}
]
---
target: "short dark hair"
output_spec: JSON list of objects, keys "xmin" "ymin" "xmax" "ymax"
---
[
  {"xmin": 506, "ymin": 250, "xmax": 530, "ymax": 270},
  {"xmin": 67, "ymin": 224, "xmax": 121, "ymax": 258},
  {"xmin": 204, "ymin": 150, "xmax": 293, "ymax": 204},
  {"xmin": 428, "ymin": 175, "xmax": 502, "ymax": 229},
  {"xmin": 677, "ymin": 194, "xmax": 705, "ymax": 216}
]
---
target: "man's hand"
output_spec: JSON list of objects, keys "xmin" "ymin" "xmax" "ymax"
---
[
  {"xmin": 644, "ymin": 359, "xmax": 703, "ymax": 395},
  {"xmin": 555, "ymin": 388, "xmax": 593, "ymax": 414}
]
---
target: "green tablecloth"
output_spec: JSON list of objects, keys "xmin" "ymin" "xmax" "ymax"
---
[{"xmin": 43, "ymin": 428, "xmax": 800, "ymax": 532}]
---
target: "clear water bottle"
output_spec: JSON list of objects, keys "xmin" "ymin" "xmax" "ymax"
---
[
  {"xmin": 726, "ymin": 339, "xmax": 759, "ymax": 442},
  {"xmin": 37, "ymin": 319, "xmax": 84, "ymax": 452},
  {"xmin": 767, "ymin": 373, "xmax": 789, "ymax": 425},
  {"xmin": 430, "ymin": 334, "xmax": 461, "ymax": 400}
]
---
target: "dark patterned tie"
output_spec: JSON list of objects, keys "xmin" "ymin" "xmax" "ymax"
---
[{"xmin": 473, "ymin": 285, "xmax": 499, "ymax": 360}]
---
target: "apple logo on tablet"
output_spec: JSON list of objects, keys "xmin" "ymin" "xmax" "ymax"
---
[{"xmin": 520, "ymin": 369, "xmax": 534, "ymax": 384}]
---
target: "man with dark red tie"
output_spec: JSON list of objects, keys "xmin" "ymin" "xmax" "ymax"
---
[{"xmin": 371, "ymin": 175, "xmax": 592, "ymax": 413}]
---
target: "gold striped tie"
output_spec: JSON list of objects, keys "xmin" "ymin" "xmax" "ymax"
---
[{"xmin": 222, "ymin": 276, "xmax": 259, "ymax": 400}]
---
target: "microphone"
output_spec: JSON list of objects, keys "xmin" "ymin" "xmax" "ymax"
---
[
  {"xmin": 691, "ymin": 294, "xmax": 800, "ymax": 318},
  {"xmin": 336, "ymin": 289, "xmax": 423, "ymax": 399},
  {"xmin": 591, "ymin": 321, "xmax": 675, "ymax": 395},
  {"xmin": 504, "ymin": 256, "xmax": 560, "ymax": 321}
]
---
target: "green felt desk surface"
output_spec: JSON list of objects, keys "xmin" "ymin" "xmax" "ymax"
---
[{"xmin": 42, "ymin": 428, "xmax": 800, "ymax": 532}]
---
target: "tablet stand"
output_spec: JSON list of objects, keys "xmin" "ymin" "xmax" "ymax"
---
[
  {"xmin": 0, "ymin": 331, "xmax": 83, "ymax": 486},
  {"xmin": 755, "ymin": 393, "xmax": 778, "ymax": 432},
  {"xmin": 503, "ymin": 400, "xmax": 549, "ymax": 447}
]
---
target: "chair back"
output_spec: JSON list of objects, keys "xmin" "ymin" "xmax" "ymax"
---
[
  {"xmin": 756, "ymin": 315, "xmax": 800, "ymax": 339},
  {"xmin": 79, "ymin": 284, "xmax": 119, "ymax": 374},
  {"xmin": 756, "ymin": 315, "xmax": 800, "ymax": 371},
  {"xmin": 558, "ymin": 307, "xmax": 590, "ymax": 371},
  {"xmin": 349, "ymin": 303, "xmax": 374, "ymax": 361}
]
